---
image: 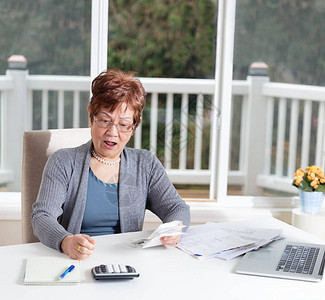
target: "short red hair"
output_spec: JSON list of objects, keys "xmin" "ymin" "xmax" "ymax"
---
[{"xmin": 89, "ymin": 69, "xmax": 146, "ymax": 129}]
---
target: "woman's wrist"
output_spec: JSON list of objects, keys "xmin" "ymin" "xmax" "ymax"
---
[{"xmin": 60, "ymin": 235, "xmax": 73, "ymax": 255}]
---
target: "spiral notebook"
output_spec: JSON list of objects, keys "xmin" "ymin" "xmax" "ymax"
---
[{"xmin": 23, "ymin": 256, "xmax": 80, "ymax": 285}]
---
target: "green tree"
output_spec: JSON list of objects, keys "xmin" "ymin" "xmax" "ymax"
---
[
  {"xmin": 108, "ymin": 0, "xmax": 217, "ymax": 78},
  {"xmin": 234, "ymin": 0, "xmax": 325, "ymax": 85},
  {"xmin": 0, "ymin": 0, "xmax": 91, "ymax": 75}
]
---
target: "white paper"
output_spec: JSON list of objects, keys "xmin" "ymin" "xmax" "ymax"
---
[
  {"xmin": 130, "ymin": 220, "xmax": 185, "ymax": 248},
  {"xmin": 214, "ymin": 234, "xmax": 284, "ymax": 260},
  {"xmin": 177, "ymin": 222, "xmax": 283, "ymax": 260},
  {"xmin": 176, "ymin": 228, "xmax": 253, "ymax": 257},
  {"xmin": 23, "ymin": 256, "xmax": 80, "ymax": 285}
]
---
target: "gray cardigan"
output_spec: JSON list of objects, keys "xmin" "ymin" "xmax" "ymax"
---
[{"xmin": 31, "ymin": 140, "xmax": 190, "ymax": 251}]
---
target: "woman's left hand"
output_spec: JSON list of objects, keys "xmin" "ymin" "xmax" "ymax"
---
[
  {"xmin": 160, "ymin": 234, "xmax": 182, "ymax": 247},
  {"xmin": 160, "ymin": 221, "xmax": 183, "ymax": 247}
]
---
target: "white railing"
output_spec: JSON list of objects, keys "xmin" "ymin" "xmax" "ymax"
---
[
  {"xmin": 257, "ymin": 83, "xmax": 325, "ymax": 193},
  {"xmin": 0, "ymin": 77, "xmax": 15, "ymax": 183},
  {"xmin": 27, "ymin": 76, "xmax": 91, "ymax": 130},
  {"xmin": 1, "ymin": 66, "xmax": 324, "ymax": 196}
]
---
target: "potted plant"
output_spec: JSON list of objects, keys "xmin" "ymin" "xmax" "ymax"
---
[{"xmin": 293, "ymin": 165, "xmax": 325, "ymax": 214}]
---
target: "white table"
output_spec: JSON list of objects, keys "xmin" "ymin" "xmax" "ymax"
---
[{"xmin": 1, "ymin": 217, "xmax": 325, "ymax": 300}]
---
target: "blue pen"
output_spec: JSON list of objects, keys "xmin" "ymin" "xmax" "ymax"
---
[{"xmin": 58, "ymin": 265, "xmax": 75, "ymax": 281}]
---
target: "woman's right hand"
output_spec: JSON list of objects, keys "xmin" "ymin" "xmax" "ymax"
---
[{"xmin": 61, "ymin": 234, "xmax": 96, "ymax": 260}]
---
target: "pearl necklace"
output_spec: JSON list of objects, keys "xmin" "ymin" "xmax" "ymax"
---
[{"xmin": 91, "ymin": 148, "xmax": 121, "ymax": 166}]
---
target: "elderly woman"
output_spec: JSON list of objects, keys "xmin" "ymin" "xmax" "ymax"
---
[{"xmin": 32, "ymin": 69, "xmax": 190, "ymax": 260}]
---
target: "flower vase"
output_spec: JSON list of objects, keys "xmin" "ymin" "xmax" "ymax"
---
[{"xmin": 299, "ymin": 190, "xmax": 324, "ymax": 214}]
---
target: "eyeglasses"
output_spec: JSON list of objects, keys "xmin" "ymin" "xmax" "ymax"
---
[{"xmin": 93, "ymin": 116, "xmax": 135, "ymax": 132}]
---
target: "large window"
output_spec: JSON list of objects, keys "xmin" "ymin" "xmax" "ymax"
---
[
  {"xmin": 106, "ymin": 0, "xmax": 219, "ymax": 199},
  {"xmin": 2, "ymin": 0, "xmax": 323, "ymax": 202},
  {"xmin": 230, "ymin": 0, "xmax": 325, "ymax": 197}
]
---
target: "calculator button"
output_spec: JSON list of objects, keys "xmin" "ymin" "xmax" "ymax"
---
[
  {"xmin": 126, "ymin": 266, "xmax": 134, "ymax": 272},
  {"xmin": 119, "ymin": 264, "xmax": 128, "ymax": 273},
  {"xmin": 113, "ymin": 264, "xmax": 121, "ymax": 273},
  {"xmin": 107, "ymin": 265, "xmax": 114, "ymax": 273},
  {"xmin": 100, "ymin": 265, "xmax": 107, "ymax": 273}
]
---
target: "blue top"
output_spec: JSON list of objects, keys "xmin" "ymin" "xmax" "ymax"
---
[{"xmin": 80, "ymin": 168, "xmax": 120, "ymax": 236}]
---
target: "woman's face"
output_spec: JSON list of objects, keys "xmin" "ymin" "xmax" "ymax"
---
[{"xmin": 89, "ymin": 104, "xmax": 134, "ymax": 160}]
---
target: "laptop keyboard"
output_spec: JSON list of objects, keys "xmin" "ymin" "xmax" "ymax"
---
[{"xmin": 276, "ymin": 244, "xmax": 320, "ymax": 275}]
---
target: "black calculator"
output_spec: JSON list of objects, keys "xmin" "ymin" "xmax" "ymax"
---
[{"xmin": 92, "ymin": 264, "xmax": 140, "ymax": 280}]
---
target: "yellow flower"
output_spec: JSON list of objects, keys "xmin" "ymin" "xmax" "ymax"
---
[
  {"xmin": 310, "ymin": 181, "xmax": 317, "ymax": 187},
  {"xmin": 296, "ymin": 169, "xmax": 304, "ymax": 176},
  {"xmin": 293, "ymin": 165, "xmax": 325, "ymax": 191}
]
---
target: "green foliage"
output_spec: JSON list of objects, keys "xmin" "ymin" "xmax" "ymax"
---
[
  {"xmin": 297, "ymin": 179, "xmax": 325, "ymax": 193},
  {"xmin": 0, "ymin": 0, "xmax": 91, "ymax": 75},
  {"xmin": 1, "ymin": 0, "xmax": 323, "ymax": 85},
  {"xmin": 234, "ymin": 0, "xmax": 325, "ymax": 85},
  {"xmin": 298, "ymin": 180, "xmax": 314, "ymax": 192},
  {"xmin": 316, "ymin": 184, "xmax": 325, "ymax": 192},
  {"xmin": 108, "ymin": 0, "xmax": 217, "ymax": 78}
]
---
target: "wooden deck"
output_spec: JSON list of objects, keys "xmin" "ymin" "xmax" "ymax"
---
[{"xmin": 177, "ymin": 185, "xmax": 243, "ymax": 202}]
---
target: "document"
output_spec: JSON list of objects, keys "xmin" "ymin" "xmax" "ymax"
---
[
  {"xmin": 177, "ymin": 222, "xmax": 283, "ymax": 260},
  {"xmin": 130, "ymin": 220, "xmax": 185, "ymax": 248}
]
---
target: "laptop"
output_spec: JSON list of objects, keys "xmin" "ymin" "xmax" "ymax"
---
[{"xmin": 236, "ymin": 239, "xmax": 325, "ymax": 282}]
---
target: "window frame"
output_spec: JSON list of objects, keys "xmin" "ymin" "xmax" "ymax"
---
[{"xmin": 90, "ymin": 0, "xmax": 109, "ymax": 81}]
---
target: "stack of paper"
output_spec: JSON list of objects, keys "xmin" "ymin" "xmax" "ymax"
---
[
  {"xmin": 130, "ymin": 220, "xmax": 185, "ymax": 248},
  {"xmin": 177, "ymin": 222, "xmax": 283, "ymax": 260}
]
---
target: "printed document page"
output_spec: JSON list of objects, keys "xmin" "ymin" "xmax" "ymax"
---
[{"xmin": 177, "ymin": 222, "xmax": 283, "ymax": 260}]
